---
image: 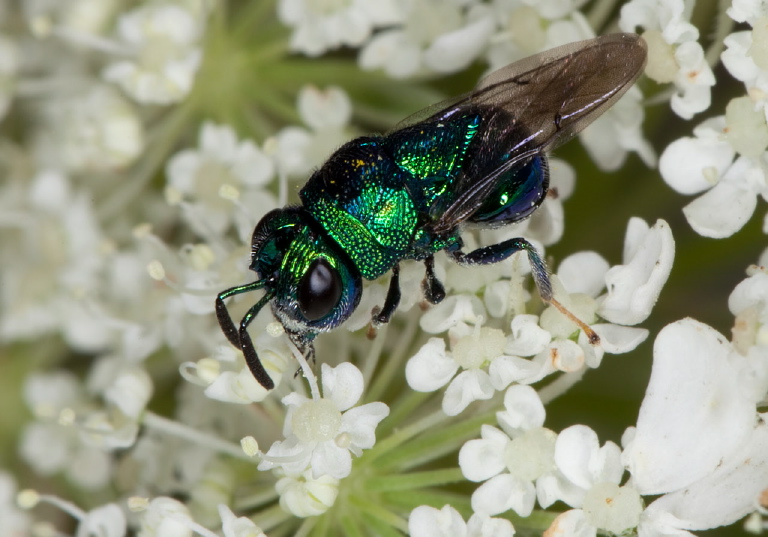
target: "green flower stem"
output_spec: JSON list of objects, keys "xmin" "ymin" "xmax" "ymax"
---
[
  {"xmin": 365, "ymin": 311, "xmax": 420, "ymax": 404},
  {"xmin": 381, "ymin": 490, "xmax": 471, "ymax": 514},
  {"xmin": 538, "ymin": 368, "xmax": 586, "ymax": 405},
  {"xmin": 379, "ymin": 390, "xmax": 433, "ymax": 438},
  {"xmin": 372, "ymin": 412, "xmax": 496, "ymax": 471},
  {"xmin": 233, "ymin": 486, "xmax": 280, "ymax": 511},
  {"xmin": 337, "ymin": 514, "xmax": 366, "ymax": 537},
  {"xmin": 366, "ymin": 468, "xmax": 465, "ymax": 492},
  {"xmin": 254, "ymin": 502, "xmax": 297, "ymax": 535},
  {"xmin": 348, "ymin": 495, "xmax": 409, "ymax": 534},
  {"xmin": 365, "ymin": 409, "xmax": 448, "ymax": 463},
  {"xmin": 142, "ymin": 411, "xmax": 253, "ymax": 462},
  {"xmin": 358, "ymin": 322, "xmax": 389, "ymax": 391}
]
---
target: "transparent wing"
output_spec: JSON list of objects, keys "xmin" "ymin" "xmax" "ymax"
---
[{"xmin": 424, "ymin": 33, "xmax": 647, "ymax": 234}]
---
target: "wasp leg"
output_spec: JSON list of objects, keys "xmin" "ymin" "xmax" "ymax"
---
[
  {"xmin": 373, "ymin": 263, "xmax": 401, "ymax": 326},
  {"xmin": 422, "ymin": 255, "xmax": 446, "ymax": 304},
  {"xmin": 449, "ymin": 238, "xmax": 600, "ymax": 344},
  {"xmin": 237, "ymin": 293, "xmax": 276, "ymax": 390},
  {"xmin": 449, "ymin": 237, "xmax": 552, "ymax": 302}
]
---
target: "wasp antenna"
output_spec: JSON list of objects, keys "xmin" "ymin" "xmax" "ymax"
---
[
  {"xmin": 215, "ymin": 280, "xmax": 266, "ymax": 347},
  {"xmin": 238, "ymin": 291, "xmax": 276, "ymax": 390}
]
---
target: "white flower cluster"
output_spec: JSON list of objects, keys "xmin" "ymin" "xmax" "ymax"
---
[
  {"xmin": 657, "ymin": 0, "xmax": 768, "ymax": 240},
  {"xmin": 405, "ymin": 217, "xmax": 673, "ymax": 416},
  {"xmin": 457, "ymin": 303, "xmax": 768, "ymax": 536},
  {"xmin": 3, "ymin": 0, "xmax": 768, "ymax": 536}
]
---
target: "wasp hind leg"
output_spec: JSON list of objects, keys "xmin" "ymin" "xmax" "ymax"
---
[{"xmin": 449, "ymin": 237, "xmax": 599, "ymax": 345}]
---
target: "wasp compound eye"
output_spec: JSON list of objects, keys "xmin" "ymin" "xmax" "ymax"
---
[{"xmin": 298, "ymin": 258, "xmax": 342, "ymax": 321}]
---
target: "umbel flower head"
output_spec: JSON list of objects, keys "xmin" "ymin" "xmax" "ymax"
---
[{"xmin": 2, "ymin": 1, "xmax": 768, "ymax": 536}]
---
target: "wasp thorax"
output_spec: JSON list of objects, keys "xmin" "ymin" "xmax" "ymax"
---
[{"xmin": 298, "ymin": 258, "xmax": 342, "ymax": 321}]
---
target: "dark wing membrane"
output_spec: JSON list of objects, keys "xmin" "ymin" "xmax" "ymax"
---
[{"xmin": 430, "ymin": 33, "xmax": 647, "ymax": 234}]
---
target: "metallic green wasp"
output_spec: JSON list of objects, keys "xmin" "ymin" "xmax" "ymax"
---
[{"xmin": 216, "ymin": 33, "xmax": 647, "ymax": 389}]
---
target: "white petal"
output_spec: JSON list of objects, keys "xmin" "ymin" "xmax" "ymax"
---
[
  {"xmin": 496, "ymin": 385, "xmax": 545, "ymax": 434},
  {"xmin": 471, "ymin": 474, "xmax": 536, "ymax": 517},
  {"xmin": 76, "ymin": 504, "xmax": 126, "ymax": 537},
  {"xmin": 659, "ymin": 128, "xmax": 733, "ymax": 195},
  {"xmin": 442, "ymin": 370, "xmax": 494, "ymax": 416},
  {"xmin": 506, "ymin": 314, "xmax": 551, "ymax": 356},
  {"xmin": 598, "ymin": 219, "xmax": 674, "ymax": 325},
  {"xmin": 340, "ymin": 402, "xmax": 389, "ymax": 449},
  {"xmin": 321, "ymin": 362, "xmax": 363, "ymax": 412},
  {"xmin": 310, "ymin": 441, "xmax": 352, "ymax": 480},
  {"xmin": 557, "ymin": 252, "xmax": 609, "ymax": 297},
  {"xmin": 406, "ymin": 338, "xmax": 458, "ymax": 392},
  {"xmin": 555, "ymin": 425, "xmax": 623, "ymax": 491},
  {"xmin": 644, "ymin": 420, "xmax": 768, "ymax": 530},
  {"xmin": 459, "ymin": 425, "xmax": 508, "ymax": 482},
  {"xmin": 544, "ymin": 510, "xmax": 597, "ymax": 537},
  {"xmin": 466, "ymin": 512, "xmax": 515, "ymax": 537},
  {"xmin": 298, "ymin": 86, "xmax": 352, "ymax": 130},
  {"xmin": 218, "ymin": 504, "xmax": 265, "ymax": 537},
  {"xmin": 537, "ymin": 470, "xmax": 586, "ymax": 508},
  {"xmin": 728, "ymin": 272, "xmax": 768, "ymax": 315},
  {"xmin": 591, "ymin": 324, "xmax": 648, "ymax": 354},
  {"xmin": 423, "ymin": 17, "xmax": 493, "ymax": 73},
  {"xmin": 489, "ymin": 355, "xmax": 543, "ymax": 390},
  {"xmin": 420, "ymin": 295, "xmax": 485, "ymax": 333},
  {"xmin": 623, "ymin": 319, "xmax": 756, "ymax": 494},
  {"xmin": 408, "ymin": 505, "xmax": 467, "ymax": 537},
  {"xmin": 683, "ymin": 173, "xmax": 758, "ymax": 238}
]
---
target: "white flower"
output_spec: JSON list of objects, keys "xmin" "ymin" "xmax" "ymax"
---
[
  {"xmin": 597, "ymin": 218, "xmax": 675, "ymax": 325},
  {"xmin": 620, "ymin": 0, "xmax": 714, "ymax": 119},
  {"xmin": 278, "ymin": 0, "xmax": 402, "ymax": 56},
  {"xmin": 258, "ymin": 363, "xmax": 389, "ymax": 479},
  {"xmin": 166, "ymin": 121, "xmax": 276, "ymax": 238},
  {"xmin": 459, "ymin": 385, "xmax": 563, "ymax": 517},
  {"xmin": 76, "ymin": 503, "xmax": 127, "ymax": 537},
  {"xmin": 408, "ymin": 504, "xmax": 515, "ymax": 537},
  {"xmin": 138, "ymin": 497, "xmax": 193, "ymax": 537},
  {"xmin": 721, "ymin": 31, "xmax": 768, "ymax": 114},
  {"xmin": 218, "ymin": 504, "xmax": 266, "ymax": 537},
  {"xmin": 33, "ymin": 84, "xmax": 144, "ymax": 173},
  {"xmin": 19, "ymin": 371, "xmax": 113, "ymax": 490},
  {"xmin": 623, "ymin": 318, "xmax": 768, "ymax": 535},
  {"xmin": 0, "ymin": 472, "xmax": 31, "ymax": 537},
  {"xmin": 203, "ymin": 335, "xmax": 293, "ymax": 403},
  {"xmin": 273, "ymin": 86, "xmax": 355, "ymax": 177},
  {"xmin": 579, "ymin": 86, "xmax": 656, "ymax": 171},
  {"xmin": 103, "ymin": 3, "xmax": 204, "ymax": 104},
  {"xmin": 275, "ymin": 468, "xmax": 340, "ymax": 517},
  {"xmin": 623, "ymin": 319, "xmax": 760, "ymax": 493},
  {"xmin": 359, "ymin": 0, "xmax": 493, "ymax": 78},
  {"xmin": 0, "ymin": 170, "xmax": 111, "ymax": 351},
  {"xmin": 658, "ymin": 113, "xmax": 768, "ymax": 238},
  {"xmin": 406, "ymin": 324, "xmax": 507, "ymax": 415}
]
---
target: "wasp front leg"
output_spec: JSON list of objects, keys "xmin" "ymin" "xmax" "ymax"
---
[
  {"xmin": 372, "ymin": 264, "xmax": 401, "ymax": 326},
  {"xmin": 422, "ymin": 255, "xmax": 446, "ymax": 304}
]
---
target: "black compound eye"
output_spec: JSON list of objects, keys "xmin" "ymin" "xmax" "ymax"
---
[{"xmin": 298, "ymin": 258, "xmax": 342, "ymax": 321}]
